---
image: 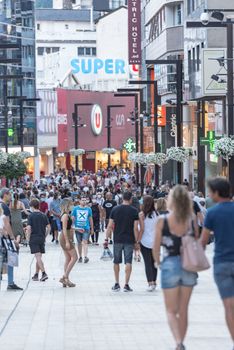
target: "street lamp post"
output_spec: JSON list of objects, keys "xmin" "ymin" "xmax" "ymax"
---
[
  {"xmin": 187, "ymin": 11, "xmax": 234, "ymax": 191},
  {"xmin": 145, "ymin": 59, "xmax": 184, "ymax": 184},
  {"xmin": 73, "ymin": 103, "xmax": 92, "ymax": 173},
  {"xmin": 115, "ymin": 91, "xmax": 139, "ymax": 183},
  {"xmin": 106, "ymin": 104, "xmax": 125, "ymax": 169},
  {"xmin": 129, "ymin": 80, "xmax": 161, "ymax": 186},
  {"xmin": 117, "ymin": 88, "xmax": 145, "ymax": 194}
]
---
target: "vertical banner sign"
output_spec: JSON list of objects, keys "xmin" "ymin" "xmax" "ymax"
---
[{"xmin": 128, "ymin": 0, "xmax": 142, "ymax": 65}]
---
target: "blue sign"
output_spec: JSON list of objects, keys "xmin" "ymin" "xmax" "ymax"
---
[{"xmin": 71, "ymin": 58, "xmax": 126, "ymax": 75}]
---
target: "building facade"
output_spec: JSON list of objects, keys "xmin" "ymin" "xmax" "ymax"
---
[{"xmin": 0, "ymin": 0, "xmax": 37, "ymax": 165}]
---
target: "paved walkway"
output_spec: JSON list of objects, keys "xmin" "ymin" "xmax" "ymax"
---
[{"xmin": 0, "ymin": 235, "xmax": 232, "ymax": 350}]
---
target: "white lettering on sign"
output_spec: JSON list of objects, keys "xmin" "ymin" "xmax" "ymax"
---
[
  {"xmin": 57, "ymin": 114, "xmax": 67, "ymax": 125},
  {"xmin": 91, "ymin": 104, "xmax": 103, "ymax": 136},
  {"xmin": 170, "ymin": 114, "xmax": 176, "ymax": 137},
  {"xmin": 116, "ymin": 114, "xmax": 125, "ymax": 127}
]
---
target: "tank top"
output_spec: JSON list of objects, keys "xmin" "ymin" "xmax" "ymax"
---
[
  {"xmin": 162, "ymin": 215, "xmax": 194, "ymax": 258},
  {"xmin": 162, "ymin": 216, "xmax": 182, "ymax": 257},
  {"xmin": 141, "ymin": 211, "xmax": 158, "ymax": 249},
  {"xmin": 61, "ymin": 213, "xmax": 72, "ymax": 230}
]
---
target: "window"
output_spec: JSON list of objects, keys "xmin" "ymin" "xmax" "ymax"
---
[
  {"xmin": 37, "ymin": 47, "xmax": 44, "ymax": 56},
  {"xmin": 176, "ymin": 4, "xmax": 182, "ymax": 25},
  {"xmin": 37, "ymin": 23, "xmax": 40, "ymax": 30},
  {"xmin": 52, "ymin": 47, "xmax": 60, "ymax": 53},
  {"xmin": 188, "ymin": 50, "xmax": 191, "ymax": 74},
  {"xmin": 78, "ymin": 47, "xmax": 85, "ymax": 56},
  {"xmin": 192, "ymin": 47, "xmax": 196, "ymax": 73},
  {"xmin": 46, "ymin": 47, "xmax": 51, "ymax": 54},
  {"xmin": 77, "ymin": 47, "xmax": 97, "ymax": 56}
]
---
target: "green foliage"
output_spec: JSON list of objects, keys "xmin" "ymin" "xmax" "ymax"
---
[{"xmin": 0, "ymin": 153, "xmax": 28, "ymax": 180}]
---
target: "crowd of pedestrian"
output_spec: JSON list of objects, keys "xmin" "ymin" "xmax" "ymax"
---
[{"xmin": 0, "ymin": 170, "xmax": 233, "ymax": 350}]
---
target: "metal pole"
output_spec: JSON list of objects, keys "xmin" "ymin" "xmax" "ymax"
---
[
  {"xmin": 176, "ymin": 60, "xmax": 183, "ymax": 184},
  {"xmin": 139, "ymin": 91, "xmax": 144, "ymax": 195},
  {"xmin": 153, "ymin": 81, "xmax": 159, "ymax": 186},
  {"xmin": 227, "ymin": 19, "xmax": 234, "ymax": 192},
  {"xmin": 19, "ymin": 99, "xmax": 24, "ymax": 151},
  {"xmin": 107, "ymin": 106, "xmax": 111, "ymax": 169},
  {"xmin": 197, "ymin": 101, "xmax": 206, "ymax": 193},
  {"xmin": 73, "ymin": 106, "xmax": 79, "ymax": 173},
  {"xmin": 134, "ymin": 94, "xmax": 139, "ymax": 184}
]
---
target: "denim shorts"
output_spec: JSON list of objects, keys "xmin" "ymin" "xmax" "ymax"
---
[
  {"xmin": 113, "ymin": 243, "xmax": 134, "ymax": 264},
  {"xmin": 161, "ymin": 256, "xmax": 198, "ymax": 289},
  {"xmin": 214, "ymin": 262, "xmax": 234, "ymax": 299},
  {"xmin": 75, "ymin": 231, "xmax": 90, "ymax": 244}
]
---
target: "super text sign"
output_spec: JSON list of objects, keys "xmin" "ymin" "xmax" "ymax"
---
[{"xmin": 71, "ymin": 58, "xmax": 126, "ymax": 75}]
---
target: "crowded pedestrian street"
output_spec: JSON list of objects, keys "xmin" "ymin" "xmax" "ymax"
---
[{"xmin": 0, "ymin": 237, "xmax": 231, "ymax": 350}]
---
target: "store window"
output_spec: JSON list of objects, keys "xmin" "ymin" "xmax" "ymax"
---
[{"xmin": 77, "ymin": 47, "xmax": 97, "ymax": 56}]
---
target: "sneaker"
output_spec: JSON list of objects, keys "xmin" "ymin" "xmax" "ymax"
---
[
  {"xmin": 78, "ymin": 257, "xmax": 83, "ymax": 263},
  {"xmin": 32, "ymin": 273, "xmax": 39, "ymax": 281},
  {"xmin": 112, "ymin": 283, "xmax": 121, "ymax": 292},
  {"xmin": 123, "ymin": 284, "xmax": 133, "ymax": 292},
  {"xmin": 146, "ymin": 285, "xmax": 155, "ymax": 292},
  {"xmin": 7, "ymin": 283, "xmax": 23, "ymax": 291},
  {"xmin": 40, "ymin": 273, "xmax": 48, "ymax": 282},
  {"xmin": 109, "ymin": 240, "xmax": 113, "ymax": 245},
  {"xmin": 51, "ymin": 237, "xmax": 55, "ymax": 242},
  {"xmin": 56, "ymin": 240, "xmax": 59, "ymax": 244},
  {"xmin": 84, "ymin": 257, "xmax": 89, "ymax": 263},
  {"xmin": 176, "ymin": 344, "xmax": 185, "ymax": 350},
  {"xmin": 136, "ymin": 255, "xmax": 141, "ymax": 262}
]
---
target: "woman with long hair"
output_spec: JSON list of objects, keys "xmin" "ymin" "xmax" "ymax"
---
[
  {"xmin": 153, "ymin": 185, "xmax": 199, "ymax": 350},
  {"xmin": 59, "ymin": 198, "xmax": 78, "ymax": 287},
  {"xmin": 138, "ymin": 195, "xmax": 158, "ymax": 291},
  {"xmin": 10, "ymin": 193, "xmax": 28, "ymax": 244},
  {"xmin": 156, "ymin": 197, "xmax": 168, "ymax": 215}
]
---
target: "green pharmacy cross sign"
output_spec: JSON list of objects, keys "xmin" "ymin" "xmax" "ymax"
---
[
  {"xmin": 123, "ymin": 138, "xmax": 136, "ymax": 153},
  {"xmin": 200, "ymin": 131, "xmax": 220, "ymax": 153}
]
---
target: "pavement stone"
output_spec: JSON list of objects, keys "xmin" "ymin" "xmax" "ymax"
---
[{"xmin": 0, "ymin": 234, "xmax": 232, "ymax": 350}]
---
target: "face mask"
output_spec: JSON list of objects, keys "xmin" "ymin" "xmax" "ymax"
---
[{"xmin": 92, "ymin": 200, "xmax": 97, "ymax": 204}]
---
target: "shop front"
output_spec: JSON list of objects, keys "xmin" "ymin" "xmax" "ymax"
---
[{"xmin": 56, "ymin": 89, "xmax": 135, "ymax": 172}]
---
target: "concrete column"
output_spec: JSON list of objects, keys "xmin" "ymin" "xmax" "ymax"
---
[
  {"xmin": 34, "ymin": 155, "xmax": 40, "ymax": 182},
  {"xmin": 48, "ymin": 153, "xmax": 54, "ymax": 174}
]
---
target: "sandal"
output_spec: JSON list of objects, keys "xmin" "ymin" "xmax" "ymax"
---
[
  {"xmin": 59, "ymin": 276, "xmax": 67, "ymax": 288},
  {"xmin": 65, "ymin": 279, "xmax": 76, "ymax": 288}
]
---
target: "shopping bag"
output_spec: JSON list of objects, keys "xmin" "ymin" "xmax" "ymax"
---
[{"xmin": 100, "ymin": 247, "xmax": 113, "ymax": 261}]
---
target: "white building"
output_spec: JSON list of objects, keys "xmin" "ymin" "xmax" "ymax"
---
[{"xmin": 36, "ymin": 8, "xmax": 97, "ymax": 89}]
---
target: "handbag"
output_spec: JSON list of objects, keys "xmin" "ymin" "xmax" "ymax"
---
[
  {"xmin": 182, "ymin": 234, "xmax": 210, "ymax": 272},
  {"xmin": 2, "ymin": 237, "xmax": 19, "ymax": 267}
]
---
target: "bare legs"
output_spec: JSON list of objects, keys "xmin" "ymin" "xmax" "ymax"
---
[
  {"xmin": 163, "ymin": 286, "xmax": 193, "ymax": 346},
  {"xmin": 63, "ymin": 249, "xmax": 78, "ymax": 279},
  {"xmin": 113, "ymin": 263, "xmax": 132, "ymax": 286},
  {"xmin": 223, "ymin": 298, "xmax": 234, "ymax": 341},
  {"xmin": 34, "ymin": 253, "xmax": 45, "ymax": 273}
]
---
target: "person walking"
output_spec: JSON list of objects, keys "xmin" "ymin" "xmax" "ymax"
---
[
  {"xmin": 106, "ymin": 191, "xmax": 139, "ymax": 292},
  {"xmin": 10, "ymin": 193, "xmax": 28, "ymax": 244},
  {"xmin": 59, "ymin": 199, "xmax": 78, "ymax": 287},
  {"xmin": 201, "ymin": 177, "xmax": 234, "ymax": 348},
  {"xmin": 153, "ymin": 185, "xmax": 199, "ymax": 350},
  {"xmin": 103, "ymin": 192, "xmax": 117, "ymax": 244},
  {"xmin": 91, "ymin": 196, "xmax": 101, "ymax": 245},
  {"xmin": 49, "ymin": 192, "xmax": 61, "ymax": 244},
  {"xmin": 72, "ymin": 196, "xmax": 94, "ymax": 263},
  {"xmin": 26, "ymin": 199, "xmax": 50, "ymax": 282},
  {"xmin": 0, "ymin": 188, "xmax": 23, "ymax": 291},
  {"xmin": 138, "ymin": 195, "xmax": 158, "ymax": 291}
]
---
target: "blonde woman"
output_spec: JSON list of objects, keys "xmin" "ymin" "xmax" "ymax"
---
[
  {"xmin": 153, "ymin": 185, "xmax": 199, "ymax": 350},
  {"xmin": 59, "ymin": 199, "xmax": 78, "ymax": 287}
]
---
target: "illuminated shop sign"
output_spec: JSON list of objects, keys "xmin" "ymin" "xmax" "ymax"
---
[
  {"xmin": 91, "ymin": 104, "xmax": 103, "ymax": 136},
  {"xmin": 71, "ymin": 58, "xmax": 140, "ymax": 76}
]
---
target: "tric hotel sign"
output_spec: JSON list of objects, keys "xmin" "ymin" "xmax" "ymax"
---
[{"xmin": 128, "ymin": 0, "xmax": 142, "ymax": 65}]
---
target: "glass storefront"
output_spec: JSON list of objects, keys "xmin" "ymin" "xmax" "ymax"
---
[{"xmin": 0, "ymin": 0, "xmax": 36, "ymax": 149}]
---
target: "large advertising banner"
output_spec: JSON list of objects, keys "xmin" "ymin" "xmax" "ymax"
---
[{"xmin": 128, "ymin": 0, "xmax": 142, "ymax": 65}]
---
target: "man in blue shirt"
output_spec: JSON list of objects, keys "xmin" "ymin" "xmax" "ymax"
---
[
  {"xmin": 72, "ymin": 197, "xmax": 94, "ymax": 263},
  {"xmin": 202, "ymin": 177, "xmax": 234, "ymax": 346}
]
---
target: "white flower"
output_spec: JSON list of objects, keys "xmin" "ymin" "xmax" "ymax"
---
[
  {"xmin": 70, "ymin": 148, "xmax": 86, "ymax": 156},
  {"xmin": 0, "ymin": 151, "xmax": 8, "ymax": 165},
  {"xmin": 167, "ymin": 147, "xmax": 192, "ymax": 163},
  {"xmin": 16, "ymin": 151, "xmax": 32, "ymax": 160},
  {"xmin": 101, "ymin": 148, "xmax": 117, "ymax": 155},
  {"xmin": 214, "ymin": 136, "xmax": 234, "ymax": 159}
]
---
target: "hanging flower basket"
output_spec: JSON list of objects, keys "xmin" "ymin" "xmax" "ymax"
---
[
  {"xmin": 144, "ymin": 152, "xmax": 168, "ymax": 166},
  {"xmin": 128, "ymin": 152, "xmax": 145, "ymax": 164},
  {"xmin": 70, "ymin": 148, "xmax": 86, "ymax": 156},
  {"xmin": 167, "ymin": 147, "xmax": 192, "ymax": 163},
  {"xmin": 101, "ymin": 148, "xmax": 117, "ymax": 155},
  {"xmin": 214, "ymin": 136, "xmax": 234, "ymax": 159}
]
